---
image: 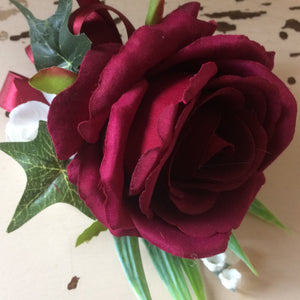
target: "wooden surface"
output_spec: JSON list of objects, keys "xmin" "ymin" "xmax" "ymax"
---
[{"xmin": 0, "ymin": 0, "xmax": 299, "ymax": 299}]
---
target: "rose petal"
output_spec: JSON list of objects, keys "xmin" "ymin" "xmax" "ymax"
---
[
  {"xmin": 131, "ymin": 104, "xmax": 179, "ymax": 216},
  {"xmin": 78, "ymin": 7, "xmax": 216, "ymax": 143},
  {"xmin": 195, "ymin": 111, "xmax": 267, "ymax": 191},
  {"xmin": 0, "ymin": 72, "xmax": 48, "ymax": 112},
  {"xmin": 70, "ymin": 1, "xmax": 135, "ymax": 45},
  {"xmin": 169, "ymin": 187, "xmax": 218, "ymax": 215},
  {"xmin": 100, "ymin": 80, "xmax": 148, "ymax": 230},
  {"xmin": 125, "ymin": 71, "xmax": 191, "ymax": 172},
  {"xmin": 67, "ymin": 155, "xmax": 81, "ymax": 185},
  {"xmin": 48, "ymin": 43, "xmax": 120, "ymax": 160},
  {"xmin": 216, "ymin": 59, "xmax": 297, "ymax": 169},
  {"xmin": 131, "ymin": 209, "xmax": 230, "ymax": 258},
  {"xmin": 71, "ymin": 141, "xmax": 139, "ymax": 237},
  {"xmin": 205, "ymin": 75, "xmax": 268, "ymax": 123},
  {"xmin": 73, "ymin": 141, "xmax": 108, "ymax": 225},
  {"xmin": 131, "ymin": 63, "xmax": 218, "ymax": 217},
  {"xmin": 153, "ymin": 173, "xmax": 265, "ymax": 238},
  {"xmin": 150, "ymin": 34, "xmax": 274, "ymax": 75}
]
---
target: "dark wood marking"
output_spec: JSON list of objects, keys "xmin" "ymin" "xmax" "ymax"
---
[
  {"xmin": 287, "ymin": 77, "xmax": 296, "ymax": 85},
  {"xmin": 289, "ymin": 6, "xmax": 300, "ymax": 10},
  {"xmin": 53, "ymin": 1, "xmax": 59, "ymax": 4},
  {"xmin": 204, "ymin": 10, "xmax": 267, "ymax": 20},
  {"xmin": 216, "ymin": 22, "xmax": 237, "ymax": 33},
  {"xmin": 67, "ymin": 276, "xmax": 80, "ymax": 290},
  {"xmin": 279, "ymin": 31, "xmax": 288, "ymax": 40},
  {"xmin": 290, "ymin": 52, "xmax": 300, "ymax": 57},
  {"xmin": 282, "ymin": 19, "xmax": 300, "ymax": 32},
  {"xmin": 261, "ymin": 2, "xmax": 272, "ymax": 6},
  {"xmin": 10, "ymin": 31, "xmax": 29, "ymax": 41},
  {"xmin": 0, "ymin": 1, "xmax": 27, "ymax": 21},
  {"xmin": 114, "ymin": 17, "xmax": 121, "ymax": 24}
]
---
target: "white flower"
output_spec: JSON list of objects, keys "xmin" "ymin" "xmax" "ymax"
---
[
  {"xmin": 5, "ymin": 101, "xmax": 49, "ymax": 142},
  {"xmin": 218, "ymin": 268, "xmax": 242, "ymax": 291},
  {"xmin": 201, "ymin": 252, "xmax": 226, "ymax": 272},
  {"xmin": 42, "ymin": 92, "xmax": 56, "ymax": 104}
]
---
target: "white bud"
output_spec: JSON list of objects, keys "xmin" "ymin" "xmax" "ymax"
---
[
  {"xmin": 201, "ymin": 252, "xmax": 226, "ymax": 272},
  {"xmin": 218, "ymin": 268, "xmax": 242, "ymax": 291},
  {"xmin": 5, "ymin": 101, "xmax": 49, "ymax": 142}
]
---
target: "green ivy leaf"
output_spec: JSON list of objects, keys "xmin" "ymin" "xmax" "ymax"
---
[
  {"xmin": 145, "ymin": 0, "xmax": 165, "ymax": 25},
  {"xmin": 29, "ymin": 67, "xmax": 77, "ymax": 94},
  {"xmin": 228, "ymin": 234, "xmax": 258, "ymax": 276},
  {"xmin": 114, "ymin": 236, "xmax": 152, "ymax": 300},
  {"xmin": 143, "ymin": 240, "xmax": 192, "ymax": 300},
  {"xmin": 248, "ymin": 198, "xmax": 288, "ymax": 230},
  {"xmin": 10, "ymin": 0, "xmax": 91, "ymax": 72},
  {"xmin": 76, "ymin": 221, "xmax": 107, "ymax": 247},
  {"xmin": 0, "ymin": 121, "xmax": 94, "ymax": 233},
  {"xmin": 180, "ymin": 258, "xmax": 206, "ymax": 300}
]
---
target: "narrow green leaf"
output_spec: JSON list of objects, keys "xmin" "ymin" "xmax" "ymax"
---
[
  {"xmin": 114, "ymin": 236, "xmax": 152, "ymax": 300},
  {"xmin": 29, "ymin": 67, "xmax": 77, "ymax": 94},
  {"xmin": 180, "ymin": 258, "xmax": 206, "ymax": 300},
  {"xmin": 143, "ymin": 240, "xmax": 192, "ymax": 300},
  {"xmin": 0, "ymin": 121, "xmax": 94, "ymax": 233},
  {"xmin": 228, "ymin": 234, "xmax": 258, "ymax": 276},
  {"xmin": 248, "ymin": 198, "xmax": 288, "ymax": 230},
  {"xmin": 145, "ymin": 0, "xmax": 165, "ymax": 25},
  {"xmin": 10, "ymin": 0, "xmax": 91, "ymax": 72},
  {"xmin": 76, "ymin": 221, "xmax": 107, "ymax": 247}
]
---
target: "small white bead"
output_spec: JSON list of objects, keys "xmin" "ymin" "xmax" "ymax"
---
[
  {"xmin": 201, "ymin": 252, "xmax": 226, "ymax": 272},
  {"xmin": 218, "ymin": 268, "xmax": 242, "ymax": 291}
]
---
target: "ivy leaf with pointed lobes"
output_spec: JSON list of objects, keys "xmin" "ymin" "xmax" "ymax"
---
[
  {"xmin": 29, "ymin": 67, "xmax": 78, "ymax": 94},
  {"xmin": 10, "ymin": 0, "xmax": 91, "ymax": 72},
  {"xmin": 0, "ymin": 121, "xmax": 95, "ymax": 233}
]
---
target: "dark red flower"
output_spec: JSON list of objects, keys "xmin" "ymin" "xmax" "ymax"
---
[{"xmin": 48, "ymin": 2, "xmax": 297, "ymax": 258}]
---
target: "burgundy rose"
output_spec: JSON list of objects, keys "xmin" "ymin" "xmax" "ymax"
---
[{"xmin": 48, "ymin": 2, "xmax": 296, "ymax": 258}]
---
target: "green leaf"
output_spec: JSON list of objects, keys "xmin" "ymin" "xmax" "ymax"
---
[
  {"xmin": 0, "ymin": 121, "xmax": 94, "ymax": 233},
  {"xmin": 114, "ymin": 236, "xmax": 152, "ymax": 300},
  {"xmin": 248, "ymin": 198, "xmax": 288, "ymax": 230},
  {"xmin": 143, "ymin": 240, "xmax": 192, "ymax": 300},
  {"xmin": 76, "ymin": 221, "xmax": 107, "ymax": 247},
  {"xmin": 10, "ymin": 0, "xmax": 91, "ymax": 72},
  {"xmin": 29, "ymin": 67, "xmax": 77, "ymax": 94},
  {"xmin": 145, "ymin": 0, "xmax": 165, "ymax": 25},
  {"xmin": 180, "ymin": 258, "xmax": 206, "ymax": 300},
  {"xmin": 228, "ymin": 234, "xmax": 258, "ymax": 276}
]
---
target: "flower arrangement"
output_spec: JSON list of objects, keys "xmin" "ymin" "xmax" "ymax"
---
[{"xmin": 0, "ymin": 0, "xmax": 297, "ymax": 299}]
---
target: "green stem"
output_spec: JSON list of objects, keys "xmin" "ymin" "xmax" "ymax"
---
[{"xmin": 145, "ymin": 0, "xmax": 165, "ymax": 25}]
